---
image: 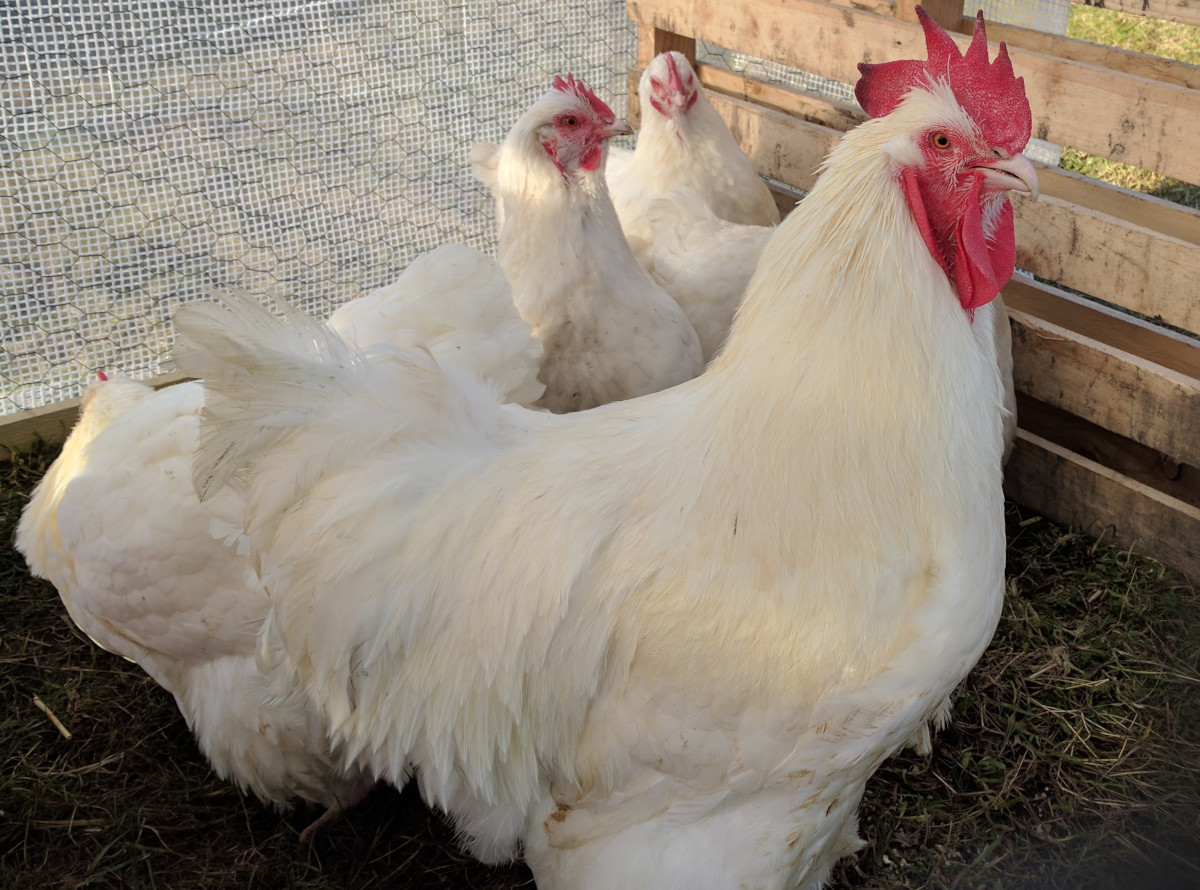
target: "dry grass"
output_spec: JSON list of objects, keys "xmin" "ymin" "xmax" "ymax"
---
[{"xmin": 2, "ymin": 440, "xmax": 1198, "ymax": 889}]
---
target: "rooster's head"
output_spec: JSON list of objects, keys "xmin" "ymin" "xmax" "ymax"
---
[{"xmin": 855, "ymin": 8, "xmax": 1037, "ymax": 313}]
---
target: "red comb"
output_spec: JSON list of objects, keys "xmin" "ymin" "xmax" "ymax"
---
[
  {"xmin": 97, "ymin": 370, "xmax": 108, "ymax": 381},
  {"xmin": 855, "ymin": 8, "xmax": 1031, "ymax": 153},
  {"xmin": 664, "ymin": 53, "xmax": 686, "ymax": 95},
  {"xmin": 551, "ymin": 74, "xmax": 616, "ymax": 124}
]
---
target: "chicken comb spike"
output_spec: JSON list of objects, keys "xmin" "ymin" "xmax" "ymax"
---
[
  {"xmin": 551, "ymin": 74, "xmax": 616, "ymax": 124},
  {"xmin": 854, "ymin": 8, "xmax": 1031, "ymax": 154},
  {"xmin": 664, "ymin": 52, "xmax": 685, "ymax": 95}
]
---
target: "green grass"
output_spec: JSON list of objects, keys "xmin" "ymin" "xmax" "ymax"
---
[
  {"xmin": 1067, "ymin": 5, "xmax": 1200, "ymax": 64},
  {"xmin": 1060, "ymin": 6, "xmax": 1200, "ymax": 208},
  {"xmin": 3, "ymin": 442, "xmax": 1198, "ymax": 889}
]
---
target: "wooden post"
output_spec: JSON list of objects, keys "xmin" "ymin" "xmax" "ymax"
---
[
  {"xmin": 895, "ymin": 0, "xmax": 965, "ymax": 31},
  {"xmin": 637, "ymin": 23, "xmax": 696, "ymax": 68}
]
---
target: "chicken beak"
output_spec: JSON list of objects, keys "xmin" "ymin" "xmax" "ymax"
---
[
  {"xmin": 606, "ymin": 118, "xmax": 635, "ymax": 139},
  {"xmin": 977, "ymin": 153, "xmax": 1040, "ymax": 202}
]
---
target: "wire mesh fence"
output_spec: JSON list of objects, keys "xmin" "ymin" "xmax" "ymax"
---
[
  {"xmin": 1, "ymin": 0, "xmax": 1070, "ymax": 417},
  {"xmin": 1, "ymin": 0, "xmax": 637, "ymax": 415}
]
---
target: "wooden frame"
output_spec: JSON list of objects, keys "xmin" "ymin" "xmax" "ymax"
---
[
  {"xmin": 0, "ymin": 372, "xmax": 190, "ymax": 461},
  {"xmin": 625, "ymin": 0, "xmax": 1200, "ymax": 577}
]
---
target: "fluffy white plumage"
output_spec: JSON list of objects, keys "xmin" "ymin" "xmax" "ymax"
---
[
  {"xmin": 607, "ymin": 51, "xmax": 780, "ymax": 267},
  {"xmin": 475, "ymin": 79, "xmax": 703, "ymax": 412},
  {"xmin": 644, "ymin": 187, "xmax": 1019, "ymax": 444},
  {"xmin": 642, "ymin": 186, "xmax": 773, "ymax": 360},
  {"xmin": 15, "ymin": 244, "xmax": 545, "ymax": 833},
  {"xmin": 171, "ymin": 70, "xmax": 1024, "ymax": 888},
  {"xmin": 15, "ymin": 375, "xmax": 375, "ymax": 824},
  {"xmin": 328, "ymin": 243, "xmax": 544, "ymax": 407}
]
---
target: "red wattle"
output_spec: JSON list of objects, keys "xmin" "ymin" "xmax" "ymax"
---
[
  {"xmin": 955, "ymin": 180, "xmax": 1014, "ymax": 313},
  {"xmin": 901, "ymin": 168, "xmax": 947, "ymax": 278},
  {"xmin": 580, "ymin": 146, "xmax": 602, "ymax": 172},
  {"xmin": 901, "ymin": 169, "xmax": 1014, "ymax": 315}
]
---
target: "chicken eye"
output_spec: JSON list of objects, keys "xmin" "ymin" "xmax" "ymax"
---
[
  {"xmin": 562, "ymin": 115, "xmax": 580, "ymax": 129},
  {"xmin": 929, "ymin": 131, "xmax": 952, "ymax": 150}
]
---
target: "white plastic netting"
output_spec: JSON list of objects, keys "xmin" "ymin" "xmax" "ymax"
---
[{"xmin": 1, "ymin": 0, "xmax": 1070, "ymax": 417}]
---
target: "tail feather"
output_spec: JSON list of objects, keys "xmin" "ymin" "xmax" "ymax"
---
[
  {"xmin": 173, "ymin": 290, "xmax": 438, "ymax": 505},
  {"xmin": 469, "ymin": 142, "xmax": 506, "ymax": 233}
]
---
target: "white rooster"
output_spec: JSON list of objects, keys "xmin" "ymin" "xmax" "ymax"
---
[
  {"xmin": 473, "ymin": 75, "xmax": 703, "ymax": 412},
  {"xmin": 173, "ymin": 10, "xmax": 1034, "ymax": 888},
  {"xmin": 15, "ymin": 244, "xmax": 543, "ymax": 838}
]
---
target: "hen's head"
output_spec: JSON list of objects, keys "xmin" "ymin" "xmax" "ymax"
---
[
  {"xmin": 855, "ymin": 8, "xmax": 1037, "ymax": 313},
  {"xmin": 640, "ymin": 52, "xmax": 700, "ymax": 122},
  {"xmin": 531, "ymin": 75, "xmax": 632, "ymax": 179}
]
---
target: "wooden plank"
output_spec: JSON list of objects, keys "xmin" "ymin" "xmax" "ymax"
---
[
  {"xmin": 637, "ymin": 23, "xmax": 696, "ymax": 68},
  {"xmin": 1003, "ymin": 275, "xmax": 1200, "ymax": 379},
  {"xmin": 1007, "ymin": 303, "xmax": 1200, "ymax": 466},
  {"xmin": 698, "ymin": 64, "xmax": 868, "ymax": 131},
  {"xmin": 0, "ymin": 396, "xmax": 83, "ymax": 462},
  {"xmin": 823, "ymin": 0, "xmax": 894, "ymax": 16},
  {"xmin": 1068, "ymin": 0, "xmax": 1200, "ymax": 29},
  {"xmin": 1038, "ymin": 164, "xmax": 1200, "ymax": 245},
  {"xmin": 967, "ymin": 16, "xmax": 1200, "ymax": 91},
  {"xmin": 1016, "ymin": 394, "xmax": 1200, "ymax": 510},
  {"xmin": 1010, "ymin": 188, "xmax": 1200, "ymax": 334},
  {"xmin": 1004, "ymin": 428, "xmax": 1200, "ymax": 579},
  {"xmin": 626, "ymin": 0, "xmax": 1200, "ymax": 184},
  {"xmin": 694, "ymin": 65, "xmax": 1200, "ymax": 335},
  {"xmin": 705, "ymin": 90, "xmax": 841, "ymax": 190},
  {"xmin": 895, "ymin": 0, "xmax": 963, "ymax": 30},
  {"xmin": 0, "ymin": 371, "xmax": 192, "ymax": 460}
]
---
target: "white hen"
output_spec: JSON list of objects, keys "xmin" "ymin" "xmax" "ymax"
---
[
  {"xmin": 642, "ymin": 186, "xmax": 773, "ymax": 360},
  {"xmin": 607, "ymin": 51, "xmax": 780, "ymax": 265},
  {"xmin": 173, "ymin": 10, "xmax": 1032, "ymax": 887},
  {"xmin": 15, "ymin": 244, "xmax": 543, "ymax": 836},
  {"xmin": 15, "ymin": 374, "xmax": 375, "ymax": 834},
  {"xmin": 475, "ymin": 75, "xmax": 703, "ymax": 412},
  {"xmin": 329, "ymin": 243, "xmax": 544, "ymax": 407}
]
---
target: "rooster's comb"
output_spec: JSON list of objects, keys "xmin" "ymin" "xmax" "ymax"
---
[
  {"xmin": 854, "ymin": 8, "xmax": 1031, "ymax": 153},
  {"xmin": 552, "ymin": 74, "xmax": 616, "ymax": 123}
]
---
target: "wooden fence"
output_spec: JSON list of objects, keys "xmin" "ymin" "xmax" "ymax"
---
[{"xmin": 629, "ymin": 0, "xmax": 1200, "ymax": 578}]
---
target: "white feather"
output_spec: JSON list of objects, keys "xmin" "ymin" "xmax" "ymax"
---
[{"xmin": 15, "ymin": 375, "xmax": 373, "ymax": 813}]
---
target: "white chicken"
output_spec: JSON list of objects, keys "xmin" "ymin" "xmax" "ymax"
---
[
  {"xmin": 474, "ymin": 75, "xmax": 703, "ymax": 412},
  {"xmin": 607, "ymin": 50, "xmax": 781, "ymax": 258},
  {"xmin": 328, "ymin": 243, "xmax": 544, "ymax": 407},
  {"xmin": 642, "ymin": 186, "xmax": 773, "ymax": 359},
  {"xmin": 173, "ymin": 10, "xmax": 1034, "ymax": 888},
  {"xmin": 15, "ymin": 244, "xmax": 543, "ymax": 837},
  {"xmin": 15, "ymin": 373, "xmax": 375, "ymax": 838}
]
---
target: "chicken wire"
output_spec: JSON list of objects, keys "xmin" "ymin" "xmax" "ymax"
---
[
  {"xmin": 2, "ymin": 0, "xmax": 1068, "ymax": 416},
  {"xmin": 1, "ymin": 0, "xmax": 637, "ymax": 414}
]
